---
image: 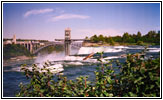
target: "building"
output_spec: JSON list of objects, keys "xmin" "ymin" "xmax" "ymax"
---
[
  {"xmin": 12, "ymin": 34, "xmax": 16, "ymax": 44},
  {"xmin": 65, "ymin": 27, "xmax": 71, "ymax": 40}
]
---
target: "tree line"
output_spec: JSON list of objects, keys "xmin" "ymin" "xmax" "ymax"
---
[
  {"xmin": 86, "ymin": 30, "xmax": 160, "ymax": 45},
  {"xmin": 3, "ymin": 44, "xmax": 32, "ymax": 60}
]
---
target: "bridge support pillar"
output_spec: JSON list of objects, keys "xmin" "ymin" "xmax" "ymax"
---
[
  {"xmin": 65, "ymin": 40, "xmax": 71, "ymax": 56},
  {"xmin": 30, "ymin": 43, "xmax": 33, "ymax": 53},
  {"xmin": 65, "ymin": 28, "xmax": 71, "ymax": 56},
  {"xmin": 26, "ymin": 43, "xmax": 29, "ymax": 50},
  {"xmin": 55, "ymin": 28, "xmax": 84, "ymax": 56}
]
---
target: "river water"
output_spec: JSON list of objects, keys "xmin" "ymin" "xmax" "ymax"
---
[{"xmin": 3, "ymin": 45, "xmax": 160, "ymax": 97}]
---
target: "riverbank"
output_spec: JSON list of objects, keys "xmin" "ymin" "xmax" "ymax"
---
[
  {"xmin": 3, "ymin": 44, "xmax": 33, "ymax": 60},
  {"xmin": 9, "ymin": 56, "xmax": 36, "ymax": 61},
  {"xmin": 3, "ymin": 56, "xmax": 36, "ymax": 67}
]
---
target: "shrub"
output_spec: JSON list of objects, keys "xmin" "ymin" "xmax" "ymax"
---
[
  {"xmin": 137, "ymin": 41, "xmax": 144, "ymax": 45},
  {"xmin": 116, "ymin": 54, "xmax": 160, "ymax": 97}
]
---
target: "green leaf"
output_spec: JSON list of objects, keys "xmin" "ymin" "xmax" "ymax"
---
[
  {"xmin": 40, "ymin": 89, "xmax": 45, "ymax": 93},
  {"xmin": 50, "ymin": 85, "xmax": 55, "ymax": 90},
  {"xmin": 108, "ymin": 93, "xmax": 113, "ymax": 97},
  {"xmin": 134, "ymin": 77, "xmax": 143, "ymax": 84},
  {"xmin": 150, "ymin": 85, "xmax": 155, "ymax": 89},
  {"xmin": 140, "ymin": 68, "xmax": 145, "ymax": 74},
  {"xmin": 106, "ymin": 76, "xmax": 112, "ymax": 84},
  {"xmin": 128, "ymin": 92, "xmax": 137, "ymax": 97}
]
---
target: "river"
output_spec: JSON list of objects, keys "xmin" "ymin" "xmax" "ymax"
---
[{"xmin": 3, "ymin": 45, "xmax": 160, "ymax": 97}]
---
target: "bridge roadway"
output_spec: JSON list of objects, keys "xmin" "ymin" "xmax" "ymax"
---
[{"xmin": 55, "ymin": 39, "xmax": 85, "ymax": 42}]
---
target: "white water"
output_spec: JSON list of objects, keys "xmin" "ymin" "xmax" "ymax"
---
[
  {"xmin": 77, "ymin": 46, "xmax": 160, "ymax": 55},
  {"xmin": 4, "ymin": 46, "xmax": 159, "ymax": 73},
  {"xmin": 6, "ymin": 46, "xmax": 159, "ymax": 73},
  {"xmin": 78, "ymin": 46, "xmax": 124, "ymax": 55},
  {"xmin": 35, "ymin": 51, "xmax": 65, "ymax": 63},
  {"xmin": 147, "ymin": 48, "xmax": 160, "ymax": 52},
  {"xmin": 31, "ymin": 46, "xmax": 126, "ymax": 73},
  {"xmin": 33, "ymin": 51, "xmax": 98, "ymax": 73},
  {"xmin": 104, "ymin": 56, "xmax": 121, "ymax": 60},
  {"xmin": 113, "ymin": 46, "xmax": 129, "ymax": 49}
]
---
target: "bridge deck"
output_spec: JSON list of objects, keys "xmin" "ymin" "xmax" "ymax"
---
[{"xmin": 55, "ymin": 39, "xmax": 86, "ymax": 41}]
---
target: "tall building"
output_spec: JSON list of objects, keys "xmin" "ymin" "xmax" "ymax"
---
[
  {"xmin": 65, "ymin": 27, "xmax": 71, "ymax": 40},
  {"xmin": 12, "ymin": 34, "xmax": 16, "ymax": 44}
]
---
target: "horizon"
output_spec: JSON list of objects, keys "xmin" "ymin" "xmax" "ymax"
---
[
  {"xmin": 3, "ymin": 29, "xmax": 160, "ymax": 41},
  {"xmin": 3, "ymin": 3, "xmax": 160, "ymax": 41}
]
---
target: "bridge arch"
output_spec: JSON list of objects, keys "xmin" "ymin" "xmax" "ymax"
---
[
  {"xmin": 33, "ymin": 43, "xmax": 63, "ymax": 54},
  {"xmin": 33, "ymin": 42, "xmax": 83, "ymax": 55}
]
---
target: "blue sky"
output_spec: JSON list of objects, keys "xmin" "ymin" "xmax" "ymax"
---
[{"xmin": 3, "ymin": 3, "xmax": 160, "ymax": 41}]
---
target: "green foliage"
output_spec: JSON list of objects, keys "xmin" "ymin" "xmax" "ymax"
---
[
  {"xmin": 142, "ymin": 31, "xmax": 160, "ymax": 45},
  {"xmin": 109, "ymin": 38, "xmax": 115, "ymax": 45},
  {"xmin": 90, "ymin": 35, "xmax": 99, "ymax": 43},
  {"xmin": 89, "ymin": 30, "xmax": 160, "ymax": 45},
  {"xmin": 136, "ymin": 41, "xmax": 144, "ymax": 45},
  {"xmin": 3, "ymin": 44, "xmax": 32, "ymax": 60},
  {"xmin": 122, "ymin": 32, "xmax": 130, "ymax": 43},
  {"xmin": 114, "ymin": 53, "xmax": 160, "ymax": 97},
  {"xmin": 17, "ymin": 51, "xmax": 160, "ymax": 97},
  {"xmin": 90, "ymin": 35, "xmax": 115, "ymax": 45},
  {"xmin": 85, "ymin": 36, "xmax": 89, "ymax": 40}
]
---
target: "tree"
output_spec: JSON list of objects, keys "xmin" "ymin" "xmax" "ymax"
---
[
  {"xmin": 3, "ymin": 44, "xmax": 32, "ymax": 60},
  {"xmin": 122, "ymin": 32, "xmax": 130, "ymax": 43},
  {"xmin": 90, "ymin": 35, "xmax": 98, "ymax": 43},
  {"xmin": 112, "ymin": 36, "xmax": 122, "ymax": 42},
  {"xmin": 144, "ymin": 31, "xmax": 157, "ymax": 43},
  {"xmin": 136, "ymin": 31, "xmax": 142, "ymax": 42},
  {"xmin": 85, "ymin": 36, "xmax": 89, "ymax": 40},
  {"xmin": 155, "ymin": 31, "xmax": 160, "ymax": 45},
  {"xmin": 98, "ymin": 34, "xmax": 105, "ymax": 43},
  {"xmin": 109, "ymin": 37, "xmax": 115, "ymax": 45}
]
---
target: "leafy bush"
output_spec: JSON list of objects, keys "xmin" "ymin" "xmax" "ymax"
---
[
  {"xmin": 115, "ymin": 53, "xmax": 160, "ymax": 97},
  {"xmin": 16, "ymin": 52, "xmax": 160, "ymax": 97},
  {"xmin": 136, "ymin": 41, "xmax": 144, "ymax": 45}
]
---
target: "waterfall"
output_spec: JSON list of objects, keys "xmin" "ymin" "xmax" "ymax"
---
[{"xmin": 78, "ymin": 46, "xmax": 124, "ymax": 55}]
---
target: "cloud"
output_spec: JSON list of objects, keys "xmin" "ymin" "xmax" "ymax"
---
[
  {"xmin": 24, "ymin": 8, "xmax": 54, "ymax": 17},
  {"xmin": 51, "ymin": 14, "xmax": 90, "ymax": 22},
  {"xmin": 55, "ymin": 8, "xmax": 65, "ymax": 14}
]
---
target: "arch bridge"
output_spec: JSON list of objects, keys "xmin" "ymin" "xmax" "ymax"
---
[
  {"xmin": 32, "ymin": 41, "xmax": 83, "ymax": 55},
  {"xmin": 10, "ymin": 28, "xmax": 87, "ymax": 56}
]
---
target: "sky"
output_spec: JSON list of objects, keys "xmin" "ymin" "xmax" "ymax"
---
[{"xmin": 3, "ymin": 3, "xmax": 160, "ymax": 41}]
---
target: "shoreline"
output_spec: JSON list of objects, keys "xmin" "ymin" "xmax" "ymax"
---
[
  {"xmin": 9, "ymin": 56, "xmax": 36, "ymax": 61},
  {"xmin": 3, "ymin": 56, "xmax": 37, "ymax": 67},
  {"xmin": 3, "ymin": 56, "xmax": 36, "ymax": 62}
]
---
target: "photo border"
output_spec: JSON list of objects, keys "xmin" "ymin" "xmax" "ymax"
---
[{"xmin": 1, "ymin": 1, "xmax": 162, "ymax": 99}]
